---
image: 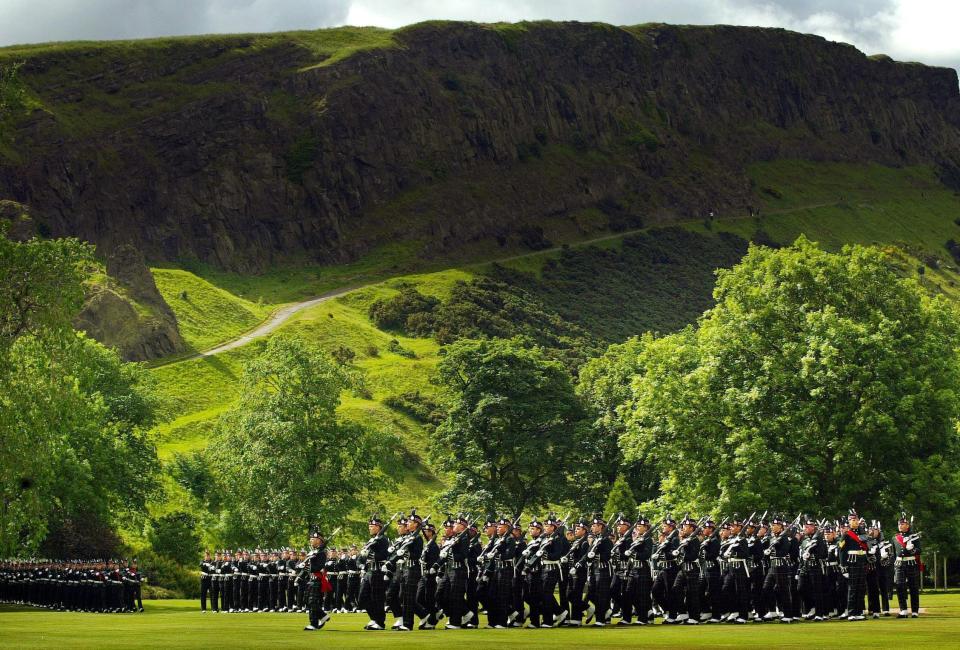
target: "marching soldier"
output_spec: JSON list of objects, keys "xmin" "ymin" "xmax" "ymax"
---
[
  {"xmin": 699, "ymin": 518, "xmax": 721, "ymax": 623},
  {"xmin": 484, "ymin": 516, "xmax": 516, "ymax": 629},
  {"xmin": 389, "ymin": 510, "xmax": 424, "ymax": 631},
  {"xmin": 385, "ymin": 515, "xmax": 408, "ymax": 624},
  {"xmin": 562, "ymin": 518, "xmax": 590, "ymax": 626},
  {"xmin": 840, "ymin": 510, "xmax": 869, "ymax": 621},
  {"xmin": 416, "ymin": 521, "xmax": 441, "ymax": 629},
  {"xmin": 622, "ymin": 514, "xmax": 654, "ymax": 625},
  {"xmin": 610, "ymin": 514, "xmax": 633, "ymax": 624},
  {"xmin": 586, "ymin": 514, "xmax": 613, "ymax": 626},
  {"xmin": 540, "ymin": 514, "xmax": 567, "ymax": 627},
  {"xmin": 509, "ymin": 521, "xmax": 526, "ymax": 626},
  {"xmin": 893, "ymin": 512, "xmax": 921, "ymax": 618},
  {"xmin": 521, "ymin": 517, "xmax": 545, "ymax": 628},
  {"xmin": 761, "ymin": 514, "xmax": 795, "ymax": 623},
  {"xmin": 652, "ymin": 515, "xmax": 679, "ymax": 623},
  {"xmin": 439, "ymin": 514, "xmax": 471, "ymax": 629},
  {"xmin": 673, "ymin": 514, "xmax": 702, "ymax": 624},
  {"xmin": 301, "ymin": 528, "xmax": 331, "ymax": 631},
  {"xmin": 719, "ymin": 518, "xmax": 750, "ymax": 624},
  {"xmin": 465, "ymin": 521, "xmax": 482, "ymax": 628},
  {"xmin": 358, "ymin": 514, "xmax": 390, "ymax": 630},
  {"xmin": 798, "ymin": 516, "xmax": 827, "ymax": 621}
]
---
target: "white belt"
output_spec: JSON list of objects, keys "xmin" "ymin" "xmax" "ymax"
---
[
  {"xmin": 895, "ymin": 557, "xmax": 917, "ymax": 563},
  {"xmin": 848, "ymin": 550, "xmax": 866, "ymax": 555}
]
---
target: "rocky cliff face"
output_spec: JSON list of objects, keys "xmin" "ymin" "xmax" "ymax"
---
[{"xmin": 1, "ymin": 21, "xmax": 958, "ymax": 274}]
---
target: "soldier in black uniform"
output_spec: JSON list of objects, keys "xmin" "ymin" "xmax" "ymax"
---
[
  {"xmin": 893, "ymin": 512, "xmax": 921, "ymax": 618},
  {"xmin": 509, "ymin": 521, "xmax": 526, "ymax": 626},
  {"xmin": 389, "ymin": 509, "xmax": 424, "ymax": 631},
  {"xmin": 865, "ymin": 521, "xmax": 883, "ymax": 618},
  {"xmin": 840, "ymin": 510, "xmax": 869, "ymax": 620},
  {"xmin": 440, "ymin": 514, "xmax": 471, "ymax": 629},
  {"xmin": 358, "ymin": 514, "xmax": 390, "ymax": 630},
  {"xmin": 699, "ymin": 518, "xmax": 721, "ymax": 623},
  {"xmin": 301, "ymin": 528, "xmax": 331, "ymax": 631},
  {"xmin": 585, "ymin": 514, "xmax": 613, "ymax": 626},
  {"xmin": 346, "ymin": 545, "xmax": 361, "ymax": 612},
  {"xmin": 483, "ymin": 516, "xmax": 516, "ymax": 628},
  {"xmin": 199, "ymin": 551, "xmax": 213, "ymax": 612},
  {"xmin": 521, "ymin": 517, "xmax": 545, "ymax": 628},
  {"xmin": 652, "ymin": 515, "xmax": 680, "ymax": 623},
  {"xmin": 609, "ymin": 514, "xmax": 633, "ymax": 624},
  {"xmin": 719, "ymin": 518, "xmax": 749, "ymax": 623},
  {"xmin": 746, "ymin": 517, "xmax": 767, "ymax": 620},
  {"xmin": 384, "ymin": 516, "xmax": 407, "ymax": 624},
  {"xmin": 673, "ymin": 514, "xmax": 702, "ymax": 624},
  {"xmin": 822, "ymin": 523, "xmax": 842, "ymax": 617},
  {"xmin": 540, "ymin": 514, "xmax": 567, "ymax": 627},
  {"xmin": 760, "ymin": 514, "xmax": 795, "ymax": 622},
  {"xmin": 621, "ymin": 514, "xmax": 653, "ymax": 625},
  {"xmin": 464, "ymin": 521, "xmax": 482, "ymax": 628},
  {"xmin": 416, "ymin": 521, "xmax": 441, "ymax": 629},
  {"xmin": 874, "ymin": 523, "xmax": 894, "ymax": 616},
  {"xmin": 798, "ymin": 516, "xmax": 827, "ymax": 621}
]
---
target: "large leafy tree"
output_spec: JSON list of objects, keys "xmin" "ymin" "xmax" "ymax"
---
[
  {"xmin": 210, "ymin": 336, "xmax": 397, "ymax": 545},
  {"xmin": 1, "ymin": 226, "xmax": 161, "ymax": 556},
  {"xmin": 431, "ymin": 337, "xmax": 589, "ymax": 516},
  {"xmin": 621, "ymin": 237, "xmax": 960, "ymax": 547}
]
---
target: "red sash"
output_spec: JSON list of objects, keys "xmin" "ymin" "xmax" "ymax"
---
[
  {"xmin": 846, "ymin": 530, "xmax": 867, "ymax": 550},
  {"xmin": 320, "ymin": 570, "xmax": 333, "ymax": 593}
]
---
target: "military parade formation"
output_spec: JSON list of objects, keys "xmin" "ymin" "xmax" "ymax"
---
[
  {"xmin": 0, "ymin": 559, "xmax": 145, "ymax": 612},
  {"xmin": 0, "ymin": 507, "xmax": 927, "ymax": 634},
  {"xmin": 286, "ymin": 508, "xmax": 924, "ymax": 631}
]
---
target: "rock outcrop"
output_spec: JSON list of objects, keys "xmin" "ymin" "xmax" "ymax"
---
[{"xmin": 1, "ymin": 21, "xmax": 958, "ymax": 272}]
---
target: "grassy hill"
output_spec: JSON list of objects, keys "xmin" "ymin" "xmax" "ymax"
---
[{"xmin": 141, "ymin": 160, "xmax": 960, "ymax": 544}]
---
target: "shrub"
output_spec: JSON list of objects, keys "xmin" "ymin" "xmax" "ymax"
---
[
  {"xmin": 146, "ymin": 511, "xmax": 201, "ymax": 567},
  {"xmin": 368, "ymin": 287, "xmax": 439, "ymax": 332},
  {"xmin": 331, "ymin": 345, "xmax": 356, "ymax": 365}
]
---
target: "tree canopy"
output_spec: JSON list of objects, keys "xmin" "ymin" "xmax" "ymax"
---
[
  {"xmin": 431, "ymin": 337, "xmax": 589, "ymax": 516},
  {"xmin": 620, "ymin": 237, "xmax": 960, "ymax": 546},
  {"xmin": 210, "ymin": 336, "xmax": 398, "ymax": 546},
  {"xmin": 0, "ymin": 227, "xmax": 161, "ymax": 556}
]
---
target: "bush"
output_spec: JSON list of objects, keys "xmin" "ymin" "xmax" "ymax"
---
[
  {"xmin": 368, "ymin": 287, "xmax": 440, "ymax": 332},
  {"xmin": 146, "ymin": 511, "xmax": 201, "ymax": 567},
  {"xmin": 169, "ymin": 452, "xmax": 218, "ymax": 508},
  {"xmin": 383, "ymin": 391, "xmax": 445, "ymax": 425},
  {"xmin": 331, "ymin": 345, "xmax": 356, "ymax": 365},
  {"xmin": 365, "ymin": 345, "xmax": 379, "ymax": 358},
  {"xmin": 946, "ymin": 239, "xmax": 960, "ymax": 264},
  {"xmin": 135, "ymin": 548, "xmax": 199, "ymax": 598},
  {"xmin": 388, "ymin": 338, "xmax": 416, "ymax": 358}
]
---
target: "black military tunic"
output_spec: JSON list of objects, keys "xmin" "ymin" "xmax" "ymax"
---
[{"xmin": 358, "ymin": 534, "xmax": 390, "ymax": 627}]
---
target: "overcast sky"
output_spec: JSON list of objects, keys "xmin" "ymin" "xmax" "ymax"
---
[{"xmin": 1, "ymin": 0, "xmax": 957, "ymax": 72}]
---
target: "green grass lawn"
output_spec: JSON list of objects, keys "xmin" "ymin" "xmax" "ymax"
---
[{"xmin": 2, "ymin": 593, "xmax": 959, "ymax": 648}]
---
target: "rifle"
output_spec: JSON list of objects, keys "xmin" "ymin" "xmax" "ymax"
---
[{"xmin": 736, "ymin": 511, "xmax": 756, "ymax": 539}]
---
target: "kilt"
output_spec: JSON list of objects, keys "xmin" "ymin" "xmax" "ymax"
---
[{"xmin": 359, "ymin": 570, "xmax": 386, "ymax": 625}]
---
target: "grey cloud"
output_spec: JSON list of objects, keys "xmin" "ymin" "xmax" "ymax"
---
[{"xmin": 0, "ymin": 0, "xmax": 351, "ymax": 46}]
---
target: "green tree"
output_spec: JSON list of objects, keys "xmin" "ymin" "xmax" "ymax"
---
[
  {"xmin": 147, "ymin": 511, "xmax": 201, "ymax": 566},
  {"xmin": 576, "ymin": 335, "xmax": 660, "ymax": 506},
  {"xmin": 431, "ymin": 337, "xmax": 589, "ymax": 515},
  {"xmin": 0, "ymin": 227, "xmax": 161, "ymax": 556},
  {"xmin": 210, "ymin": 336, "xmax": 398, "ymax": 545},
  {"xmin": 604, "ymin": 474, "xmax": 637, "ymax": 518},
  {"xmin": 621, "ymin": 238, "xmax": 960, "ymax": 546}
]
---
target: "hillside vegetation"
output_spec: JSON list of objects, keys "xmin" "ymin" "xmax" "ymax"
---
[{"xmin": 143, "ymin": 160, "xmax": 960, "ymax": 543}]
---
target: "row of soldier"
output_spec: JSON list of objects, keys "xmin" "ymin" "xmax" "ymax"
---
[
  {"xmin": 297, "ymin": 508, "xmax": 923, "ymax": 631},
  {"xmin": 199, "ymin": 547, "xmax": 363, "ymax": 613},
  {"xmin": 0, "ymin": 559, "xmax": 145, "ymax": 613}
]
